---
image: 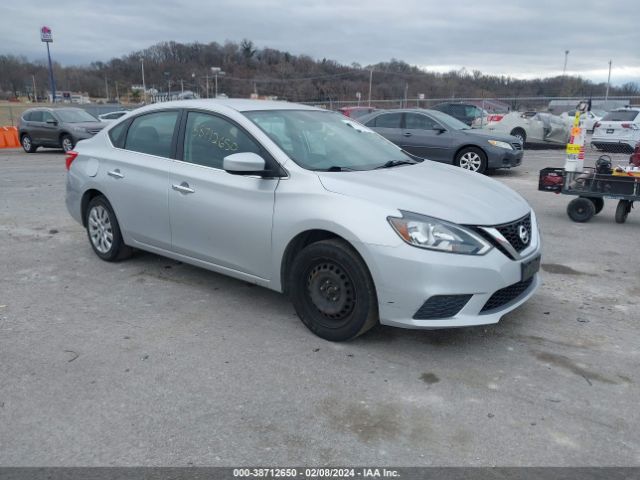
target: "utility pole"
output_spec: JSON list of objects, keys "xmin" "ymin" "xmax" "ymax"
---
[
  {"xmin": 367, "ymin": 69, "xmax": 373, "ymax": 107},
  {"xmin": 403, "ymin": 82, "xmax": 408, "ymax": 108},
  {"xmin": 605, "ymin": 60, "xmax": 612, "ymax": 101},
  {"xmin": 32, "ymin": 75, "xmax": 37, "ymax": 103},
  {"xmin": 115, "ymin": 81, "xmax": 119, "ymax": 102},
  {"xmin": 211, "ymin": 67, "xmax": 225, "ymax": 98},
  {"xmin": 562, "ymin": 50, "xmax": 569, "ymax": 76},
  {"xmin": 205, "ymin": 74, "xmax": 210, "ymax": 98},
  {"xmin": 180, "ymin": 79, "xmax": 184, "ymax": 94},
  {"xmin": 105, "ymin": 77, "xmax": 109, "ymax": 101}
]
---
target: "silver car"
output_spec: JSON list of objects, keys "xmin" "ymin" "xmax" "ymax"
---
[{"xmin": 66, "ymin": 99, "xmax": 541, "ymax": 341}]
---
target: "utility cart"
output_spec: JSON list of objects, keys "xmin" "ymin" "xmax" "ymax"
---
[{"xmin": 539, "ymin": 159, "xmax": 639, "ymax": 223}]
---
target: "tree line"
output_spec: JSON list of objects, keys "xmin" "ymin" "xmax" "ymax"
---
[{"xmin": 1, "ymin": 39, "xmax": 638, "ymax": 104}]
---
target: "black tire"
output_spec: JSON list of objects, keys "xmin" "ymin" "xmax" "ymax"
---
[
  {"xmin": 288, "ymin": 239, "xmax": 378, "ymax": 341},
  {"xmin": 567, "ymin": 197, "xmax": 595, "ymax": 223},
  {"xmin": 455, "ymin": 146, "xmax": 488, "ymax": 174},
  {"xmin": 85, "ymin": 196, "xmax": 132, "ymax": 261},
  {"xmin": 615, "ymin": 200, "xmax": 631, "ymax": 224},
  {"xmin": 61, "ymin": 134, "xmax": 74, "ymax": 153},
  {"xmin": 510, "ymin": 128, "xmax": 526, "ymax": 144},
  {"xmin": 583, "ymin": 197, "xmax": 604, "ymax": 215},
  {"xmin": 21, "ymin": 134, "xmax": 37, "ymax": 153}
]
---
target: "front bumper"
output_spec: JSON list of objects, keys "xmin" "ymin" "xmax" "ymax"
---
[
  {"xmin": 361, "ymin": 228, "xmax": 541, "ymax": 329},
  {"xmin": 486, "ymin": 146, "xmax": 523, "ymax": 169}
]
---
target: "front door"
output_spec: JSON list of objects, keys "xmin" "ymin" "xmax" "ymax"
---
[
  {"xmin": 169, "ymin": 110, "xmax": 278, "ymax": 280},
  {"xmin": 400, "ymin": 112, "xmax": 454, "ymax": 162}
]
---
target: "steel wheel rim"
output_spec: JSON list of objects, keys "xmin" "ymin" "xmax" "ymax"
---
[
  {"xmin": 88, "ymin": 205, "xmax": 113, "ymax": 254},
  {"xmin": 22, "ymin": 136, "xmax": 31, "ymax": 149},
  {"xmin": 306, "ymin": 260, "xmax": 355, "ymax": 325},
  {"xmin": 62, "ymin": 137, "xmax": 73, "ymax": 152},
  {"xmin": 459, "ymin": 152, "xmax": 482, "ymax": 171}
]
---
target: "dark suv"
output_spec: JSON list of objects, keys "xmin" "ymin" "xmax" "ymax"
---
[
  {"xmin": 18, "ymin": 107, "xmax": 106, "ymax": 153},
  {"xmin": 431, "ymin": 103, "xmax": 486, "ymax": 126}
]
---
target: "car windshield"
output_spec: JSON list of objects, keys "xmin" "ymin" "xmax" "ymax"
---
[
  {"xmin": 245, "ymin": 109, "xmax": 414, "ymax": 171},
  {"xmin": 55, "ymin": 109, "xmax": 99, "ymax": 123},
  {"xmin": 426, "ymin": 110, "xmax": 471, "ymax": 130}
]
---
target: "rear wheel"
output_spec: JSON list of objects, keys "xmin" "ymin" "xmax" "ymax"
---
[
  {"xmin": 583, "ymin": 196, "xmax": 604, "ymax": 214},
  {"xmin": 61, "ymin": 134, "xmax": 74, "ymax": 153},
  {"xmin": 455, "ymin": 147, "xmax": 487, "ymax": 174},
  {"xmin": 85, "ymin": 196, "xmax": 132, "ymax": 261},
  {"xmin": 567, "ymin": 197, "xmax": 595, "ymax": 222},
  {"xmin": 21, "ymin": 134, "xmax": 37, "ymax": 153},
  {"xmin": 615, "ymin": 200, "xmax": 631, "ymax": 224},
  {"xmin": 288, "ymin": 239, "xmax": 378, "ymax": 341}
]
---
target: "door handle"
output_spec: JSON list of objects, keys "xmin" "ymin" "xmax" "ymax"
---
[
  {"xmin": 172, "ymin": 182, "xmax": 195, "ymax": 194},
  {"xmin": 107, "ymin": 169, "xmax": 124, "ymax": 179},
  {"xmin": 402, "ymin": 132, "xmax": 412, "ymax": 137}
]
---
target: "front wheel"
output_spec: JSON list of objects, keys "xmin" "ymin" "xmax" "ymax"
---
[
  {"xmin": 567, "ymin": 197, "xmax": 595, "ymax": 222},
  {"xmin": 455, "ymin": 147, "xmax": 487, "ymax": 174},
  {"xmin": 583, "ymin": 196, "xmax": 604, "ymax": 214},
  {"xmin": 288, "ymin": 239, "xmax": 378, "ymax": 341},
  {"xmin": 85, "ymin": 196, "xmax": 132, "ymax": 261},
  {"xmin": 510, "ymin": 128, "xmax": 526, "ymax": 144},
  {"xmin": 21, "ymin": 134, "xmax": 37, "ymax": 153},
  {"xmin": 61, "ymin": 134, "xmax": 74, "ymax": 153}
]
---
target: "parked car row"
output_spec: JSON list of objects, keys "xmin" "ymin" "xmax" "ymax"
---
[{"xmin": 64, "ymin": 99, "xmax": 541, "ymax": 341}]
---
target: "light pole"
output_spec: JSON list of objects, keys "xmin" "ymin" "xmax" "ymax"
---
[
  {"xmin": 164, "ymin": 72, "xmax": 170, "ymax": 101},
  {"xmin": 140, "ymin": 57, "xmax": 147, "ymax": 104},
  {"xmin": 605, "ymin": 60, "xmax": 612, "ymax": 101},
  {"xmin": 562, "ymin": 50, "xmax": 569, "ymax": 76},
  {"xmin": 211, "ymin": 67, "xmax": 225, "ymax": 98}
]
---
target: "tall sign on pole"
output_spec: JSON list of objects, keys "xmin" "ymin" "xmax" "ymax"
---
[{"xmin": 40, "ymin": 26, "xmax": 56, "ymax": 103}]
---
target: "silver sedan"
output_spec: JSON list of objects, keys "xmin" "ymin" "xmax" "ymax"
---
[{"xmin": 66, "ymin": 99, "xmax": 541, "ymax": 341}]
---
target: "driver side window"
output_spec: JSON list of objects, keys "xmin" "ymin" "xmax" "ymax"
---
[
  {"xmin": 405, "ymin": 113, "xmax": 438, "ymax": 130},
  {"xmin": 183, "ymin": 112, "xmax": 261, "ymax": 169}
]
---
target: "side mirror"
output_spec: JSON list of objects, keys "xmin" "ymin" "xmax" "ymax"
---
[
  {"xmin": 223, "ymin": 152, "xmax": 267, "ymax": 175},
  {"xmin": 46, "ymin": 119, "xmax": 58, "ymax": 125},
  {"xmin": 433, "ymin": 126, "xmax": 446, "ymax": 134}
]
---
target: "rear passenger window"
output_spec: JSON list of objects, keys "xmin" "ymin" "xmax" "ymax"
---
[
  {"xmin": 124, "ymin": 111, "xmax": 179, "ymax": 157},
  {"xmin": 29, "ymin": 111, "xmax": 43, "ymax": 122},
  {"xmin": 372, "ymin": 113, "xmax": 402, "ymax": 128},
  {"xmin": 182, "ymin": 111, "xmax": 261, "ymax": 169},
  {"xmin": 109, "ymin": 121, "xmax": 129, "ymax": 149}
]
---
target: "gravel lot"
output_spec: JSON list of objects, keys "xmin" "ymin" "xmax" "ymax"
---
[{"xmin": 0, "ymin": 147, "xmax": 638, "ymax": 466}]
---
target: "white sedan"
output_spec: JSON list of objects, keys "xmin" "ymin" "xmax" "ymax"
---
[{"xmin": 483, "ymin": 111, "xmax": 570, "ymax": 145}]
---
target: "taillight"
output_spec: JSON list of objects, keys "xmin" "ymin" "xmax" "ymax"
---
[
  {"xmin": 65, "ymin": 150, "xmax": 79, "ymax": 170},
  {"xmin": 621, "ymin": 123, "xmax": 631, "ymax": 129},
  {"xmin": 593, "ymin": 122, "xmax": 601, "ymax": 129}
]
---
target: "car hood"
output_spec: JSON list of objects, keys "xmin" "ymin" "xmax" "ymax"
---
[
  {"xmin": 317, "ymin": 161, "xmax": 530, "ymax": 226},
  {"xmin": 460, "ymin": 128, "xmax": 518, "ymax": 143}
]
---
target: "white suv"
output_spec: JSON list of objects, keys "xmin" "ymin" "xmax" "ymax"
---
[{"xmin": 592, "ymin": 107, "xmax": 640, "ymax": 152}]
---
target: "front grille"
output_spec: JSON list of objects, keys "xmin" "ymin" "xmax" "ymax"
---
[
  {"xmin": 495, "ymin": 214, "xmax": 531, "ymax": 253},
  {"xmin": 511, "ymin": 142, "xmax": 523, "ymax": 150},
  {"xmin": 480, "ymin": 277, "xmax": 533, "ymax": 313},
  {"xmin": 413, "ymin": 294, "xmax": 472, "ymax": 320}
]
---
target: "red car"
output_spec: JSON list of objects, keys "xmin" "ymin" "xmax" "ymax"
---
[
  {"xmin": 338, "ymin": 106, "xmax": 377, "ymax": 119},
  {"xmin": 630, "ymin": 141, "xmax": 640, "ymax": 167}
]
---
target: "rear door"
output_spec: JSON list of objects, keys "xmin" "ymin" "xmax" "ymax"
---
[
  {"xmin": 99, "ymin": 110, "xmax": 180, "ymax": 250},
  {"xmin": 364, "ymin": 112, "xmax": 403, "ymax": 145}
]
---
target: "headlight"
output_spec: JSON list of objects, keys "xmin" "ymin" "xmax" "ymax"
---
[
  {"xmin": 388, "ymin": 211, "xmax": 492, "ymax": 255},
  {"xmin": 488, "ymin": 140, "xmax": 513, "ymax": 149}
]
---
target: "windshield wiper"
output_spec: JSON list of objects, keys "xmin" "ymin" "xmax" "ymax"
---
[
  {"xmin": 315, "ymin": 165, "xmax": 357, "ymax": 172},
  {"xmin": 375, "ymin": 159, "xmax": 418, "ymax": 169}
]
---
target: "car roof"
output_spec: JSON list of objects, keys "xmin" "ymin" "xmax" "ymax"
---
[{"xmin": 138, "ymin": 99, "xmax": 322, "ymax": 113}]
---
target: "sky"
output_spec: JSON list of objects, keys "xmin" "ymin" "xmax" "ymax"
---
[{"xmin": 1, "ymin": 0, "xmax": 638, "ymax": 85}]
